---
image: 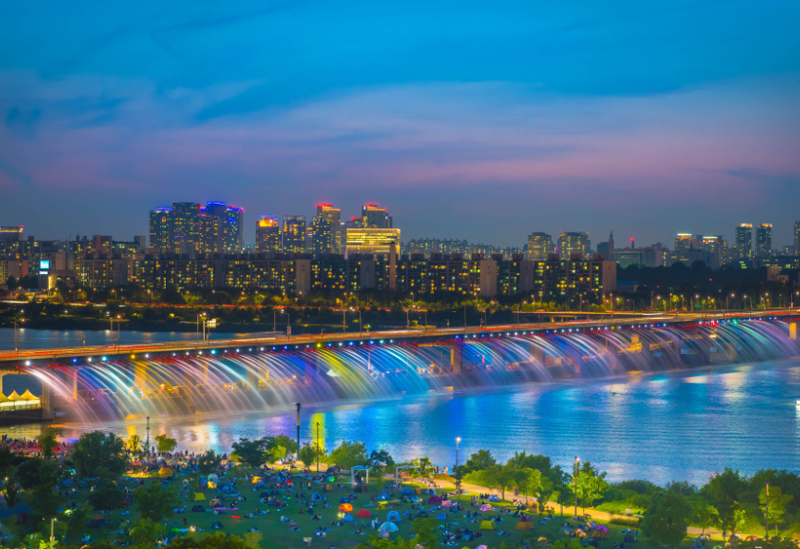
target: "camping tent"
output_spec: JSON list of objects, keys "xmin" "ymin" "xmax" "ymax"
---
[
  {"xmin": 516, "ymin": 520, "xmax": 534, "ymax": 531},
  {"xmin": 251, "ymin": 476, "xmax": 262, "ymax": 484},
  {"xmin": 356, "ymin": 510, "xmax": 372, "ymax": 518},
  {"xmin": 479, "ymin": 504, "xmax": 493, "ymax": 512},
  {"xmin": 378, "ymin": 522, "xmax": 399, "ymax": 532},
  {"xmin": 341, "ymin": 513, "xmax": 354, "ymax": 523},
  {"xmin": 311, "ymin": 493, "xmax": 323, "ymax": 501},
  {"xmin": 208, "ymin": 474, "xmax": 219, "ymax": 483},
  {"xmin": 194, "ymin": 493, "xmax": 206, "ymax": 501},
  {"xmin": 338, "ymin": 503, "xmax": 353, "ymax": 512},
  {"xmin": 479, "ymin": 520, "xmax": 496, "ymax": 531},
  {"xmin": 436, "ymin": 513, "xmax": 448, "ymax": 521},
  {"xmin": 401, "ymin": 487, "xmax": 414, "ymax": 495},
  {"xmin": 158, "ymin": 467, "xmax": 174, "ymax": 477},
  {"xmin": 377, "ymin": 493, "xmax": 390, "ymax": 501},
  {"xmin": 386, "ymin": 511, "xmax": 402, "ymax": 522},
  {"xmin": 427, "ymin": 495, "xmax": 442, "ymax": 505}
]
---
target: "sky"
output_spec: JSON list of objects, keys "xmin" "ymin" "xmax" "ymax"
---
[{"xmin": 0, "ymin": 0, "xmax": 799, "ymax": 248}]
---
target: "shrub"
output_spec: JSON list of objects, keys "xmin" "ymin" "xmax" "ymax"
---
[{"xmin": 610, "ymin": 517, "xmax": 641, "ymax": 527}]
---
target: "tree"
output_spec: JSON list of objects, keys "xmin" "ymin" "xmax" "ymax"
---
[
  {"xmin": 197, "ymin": 450, "xmax": 222, "ymax": 475},
  {"xmin": 461, "ymin": 449, "xmax": 496, "ymax": 474},
  {"xmin": 760, "ymin": 485, "xmax": 793, "ymax": 535},
  {"xmin": 127, "ymin": 434, "xmax": 143, "ymax": 458},
  {"xmin": 488, "ymin": 463, "xmax": 518, "ymax": 501},
  {"xmin": 328, "ymin": 441, "xmax": 368, "ymax": 470},
  {"xmin": 412, "ymin": 518, "xmax": 440, "ymax": 549},
  {"xmin": 641, "ymin": 492, "xmax": 693, "ymax": 548},
  {"xmin": 271, "ymin": 434, "xmax": 298, "ymax": 457},
  {"xmin": 704, "ymin": 468, "xmax": 748, "ymax": 539},
  {"xmin": 71, "ymin": 431, "xmax": 128, "ymax": 480},
  {"xmin": 2, "ymin": 478, "xmax": 20, "ymax": 510},
  {"xmin": 298, "ymin": 443, "xmax": 317, "ymax": 467},
  {"xmin": 130, "ymin": 518, "xmax": 164, "ymax": 545},
  {"xmin": 696, "ymin": 504, "xmax": 720, "ymax": 536},
  {"xmin": 134, "ymin": 481, "xmax": 179, "ymax": 523},
  {"xmin": 242, "ymin": 531, "xmax": 262, "ymax": 549},
  {"xmin": 231, "ymin": 437, "xmax": 268, "ymax": 467},
  {"xmin": 36, "ymin": 426, "xmax": 62, "ymax": 459},
  {"xmin": 154, "ymin": 434, "xmax": 177, "ymax": 453},
  {"xmin": 515, "ymin": 467, "xmax": 543, "ymax": 503},
  {"xmin": 575, "ymin": 461, "xmax": 610, "ymax": 511}
]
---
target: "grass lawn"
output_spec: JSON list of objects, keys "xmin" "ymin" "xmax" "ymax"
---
[{"xmin": 58, "ymin": 466, "xmax": 693, "ymax": 549}]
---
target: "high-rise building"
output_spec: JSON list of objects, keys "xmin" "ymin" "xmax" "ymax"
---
[
  {"xmin": 148, "ymin": 208, "xmax": 172, "ymax": 253},
  {"xmin": 346, "ymin": 228, "xmax": 401, "ymax": 256},
  {"xmin": 316, "ymin": 203, "xmax": 342, "ymax": 254},
  {"xmin": 526, "ymin": 233, "xmax": 554, "ymax": 261},
  {"xmin": 735, "ymin": 223, "xmax": 752, "ymax": 260},
  {"xmin": 795, "ymin": 221, "xmax": 800, "ymax": 256},
  {"xmin": 282, "ymin": 215, "xmax": 307, "ymax": 254},
  {"xmin": 361, "ymin": 203, "xmax": 392, "ymax": 228},
  {"xmin": 756, "ymin": 223, "xmax": 772, "ymax": 257},
  {"xmin": 197, "ymin": 213, "xmax": 221, "ymax": 254},
  {"xmin": 203, "ymin": 202, "xmax": 244, "ymax": 253},
  {"xmin": 0, "ymin": 226, "xmax": 23, "ymax": 246},
  {"xmin": 310, "ymin": 216, "xmax": 332, "ymax": 255},
  {"xmin": 256, "ymin": 216, "xmax": 281, "ymax": 253},
  {"xmin": 170, "ymin": 202, "xmax": 201, "ymax": 254},
  {"xmin": 557, "ymin": 231, "xmax": 590, "ymax": 258}
]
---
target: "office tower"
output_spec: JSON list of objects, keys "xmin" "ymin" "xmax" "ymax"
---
[
  {"xmin": 310, "ymin": 216, "xmax": 332, "ymax": 255},
  {"xmin": 795, "ymin": 222, "xmax": 800, "ymax": 256},
  {"xmin": 557, "ymin": 231, "xmax": 590, "ymax": 258},
  {"xmin": 756, "ymin": 223, "xmax": 772, "ymax": 257},
  {"xmin": 361, "ymin": 203, "xmax": 392, "ymax": 228},
  {"xmin": 674, "ymin": 233, "xmax": 695, "ymax": 254},
  {"xmin": 316, "ymin": 203, "xmax": 342, "ymax": 253},
  {"xmin": 256, "ymin": 216, "xmax": 281, "ymax": 253},
  {"xmin": 527, "ymin": 232, "xmax": 554, "ymax": 261},
  {"xmin": 148, "ymin": 208, "xmax": 172, "ymax": 253},
  {"xmin": 346, "ymin": 228, "xmax": 401, "ymax": 256},
  {"xmin": 282, "ymin": 215, "xmax": 307, "ymax": 254},
  {"xmin": 735, "ymin": 223, "xmax": 752, "ymax": 260}
]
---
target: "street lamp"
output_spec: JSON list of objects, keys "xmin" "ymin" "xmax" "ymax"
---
[
  {"xmin": 145, "ymin": 416, "xmax": 150, "ymax": 460},
  {"xmin": 455, "ymin": 437, "xmax": 461, "ymax": 470},
  {"xmin": 50, "ymin": 517, "xmax": 57, "ymax": 549},
  {"xmin": 13, "ymin": 319, "xmax": 23, "ymax": 354},
  {"xmin": 573, "ymin": 456, "xmax": 580, "ymax": 519}
]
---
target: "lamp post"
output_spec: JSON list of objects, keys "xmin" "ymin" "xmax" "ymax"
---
[
  {"xmin": 13, "ymin": 320, "xmax": 22, "ymax": 354},
  {"xmin": 765, "ymin": 481, "xmax": 770, "ymax": 539},
  {"xmin": 316, "ymin": 421, "xmax": 320, "ymax": 473},
  {"xmin": 455, "ymin": 437, "xmax": 461, "ymax": 470},
  {"xmin": 295, "ymin": 403, "xmax": 302, "ymax": 462},
  {"xmin": 50, "ymin": 517, "xmax": 57, "ymax": 549},
  {"xmin": 573, "ymin": 456, "xmax": 580, "ymax": 519}
]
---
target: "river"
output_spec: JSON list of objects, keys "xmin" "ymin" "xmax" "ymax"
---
[{"xmin": 0, "ymin": 328, "xmax": 798, "ymax": 486}]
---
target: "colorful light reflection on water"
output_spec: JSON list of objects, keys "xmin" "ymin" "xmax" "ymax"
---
[{"xmin": 3, "ymin": 359, "xmax": 800, "ymax": 486}]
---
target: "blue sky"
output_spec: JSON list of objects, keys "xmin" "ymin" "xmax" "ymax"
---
[{"xmin": 1, "ymin": 0, "xmax": 798, "ymax": 247}]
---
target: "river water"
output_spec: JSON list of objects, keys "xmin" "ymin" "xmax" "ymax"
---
[{"xmin": 1, "ymin": 328, "xmax": 799, "ymax": 486}]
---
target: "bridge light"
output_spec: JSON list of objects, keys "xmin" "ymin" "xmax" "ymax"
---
[
  {"xmin": 380, "ymin": 340, "xmax": 384, "ymax": 344},
  {"xmin": 236, "ymin": 349, "xmax": 240, "ymax": 353},
  {"xmin": 145, "ymin": 354, "xmax": 149, "ymax": 358},
  {"xmin": 87, "ymin": 358, "xmax": 92, "ymax": 362},
  {"xmin": 25, "ymin": 361, "xmax": 30, "ymax": 366},
  {"xmin": 72, "ymin": 358, "xmax": 77, "ymax": 363},
  {"xmin": 131, "ymin": 355, "xmax": 135, "ymax": 359},
  {"xmin": 211, "ymin": 350, "xmax": 216, "ymax": 355},
  {"xmin": 102, "ymin": 356, "xmax": 107, "ymax": 362}
]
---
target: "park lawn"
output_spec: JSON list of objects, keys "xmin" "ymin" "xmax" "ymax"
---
[{"xmin": 63, "ymin": 467, "xmax": 703, "ymax": 549}]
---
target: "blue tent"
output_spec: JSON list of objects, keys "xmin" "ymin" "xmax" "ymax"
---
[
  {"xmin": 342, "ymin": 513, "xmax": 354, "ymax": 523},
  {"xmin": 436, "ymin": 513, "xmax": 448, "ymax": 521},
  {"xmin": 401, "ymin": 487, "xmax": 414, "ymax": 495},
  {"xmin": 311, "ymin": 493, "xmax": 323, "ymax": 501},
  {"xmin": 386, "ymin": 510, "xmax": 402, "ymax": 522},
  {"xmin": 377, "ymin": 493, "xmax": 390, "ymax": 501},
  {"xmin": 340, "ymin": 496, "xmax": 351, "ymax": 503}
]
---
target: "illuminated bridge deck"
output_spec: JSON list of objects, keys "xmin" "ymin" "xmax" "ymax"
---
[{"xmin": 1, "ymin": 309, "xmax": 797, "ymax": 368}]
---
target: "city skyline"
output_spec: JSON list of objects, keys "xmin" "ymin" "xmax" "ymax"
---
[{"xmin": 1, "ymin": 1, "xmax": 799, "ymax": 246}]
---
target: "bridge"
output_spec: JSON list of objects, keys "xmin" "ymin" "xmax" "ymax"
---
[{"xmin": 0, "ymin": 308, "xmax": 798, "ymax": 423}]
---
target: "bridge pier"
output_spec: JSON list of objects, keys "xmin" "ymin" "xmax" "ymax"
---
[
  {"xmin": 71, "ymin": 369, "xmax": 79, "ymax": 400},
  {"xmin": 791, "ymin": 322, "xmax": 797, "ymax": 341},
  {"xmin": 529, "ymin": 342, "xmax": 545, "ymax": 366}
]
